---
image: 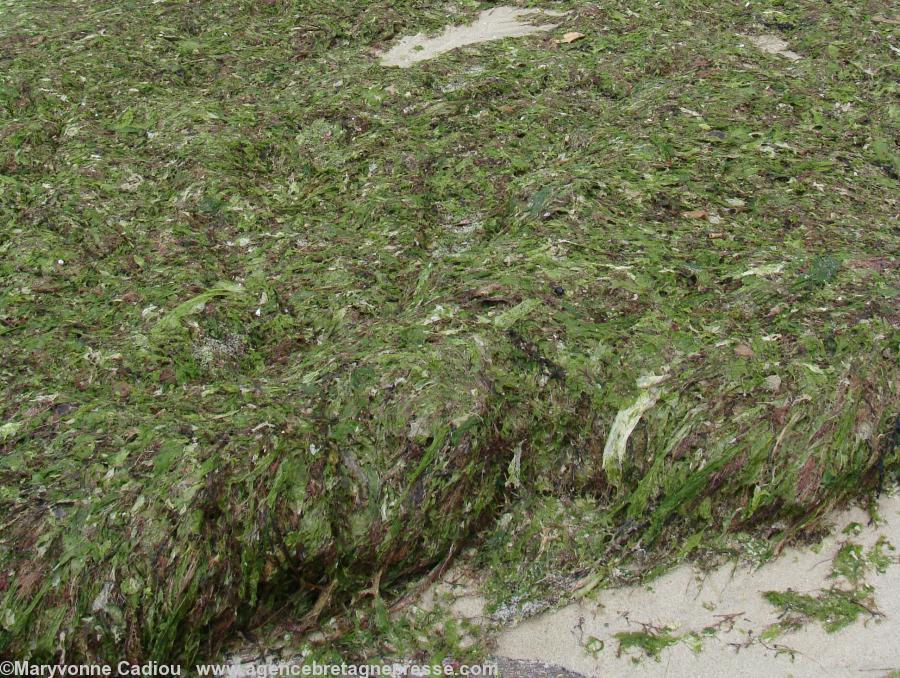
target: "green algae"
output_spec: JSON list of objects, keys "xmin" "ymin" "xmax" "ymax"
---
[
  {"xmin": 762, "ymin": 587, "xmax": 876, "ymax": 636},
  {"xmin": 0, "ymin": 0, "xmax": 898, "ymax": 664},
  {"xmin": 613, "ymin": 627, "xmax": 680, "ymax": 662},
  {"xmin": 762, "ymin": 536, "xmax": 897, "ymax": 638}
]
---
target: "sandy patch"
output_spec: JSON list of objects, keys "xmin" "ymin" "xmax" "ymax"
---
[
  {"xmin": 748, "ymin": 34, "xmax": 802, "ymax": 61},
  {"xmin": 380, "ymin": 7, "xmax": 566, "ymax": 68},
  {"xmin": 494, "ymin": 493, "xmax": 900, "ymax": 677}
]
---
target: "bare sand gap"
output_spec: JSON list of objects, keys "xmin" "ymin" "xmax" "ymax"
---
[
  {"xmin": 380, "ymin": 7, "xmax": 566, "ymax": 68},
  {"xmin": 488, "ymin": 493, "xmax": 900, "ymax": 677}
]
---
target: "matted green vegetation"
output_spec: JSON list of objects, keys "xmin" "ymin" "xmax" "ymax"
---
[
  {"xmin": 1, "ymin": 0, "xmax": 898, "ymax": 664},
  {"xmin": 614, "ymin": 626, "xmax": 680, "ymax": 662},
  {"xmin": 761, "ymin": 535, "xmax": 897, "ymax": 638}
]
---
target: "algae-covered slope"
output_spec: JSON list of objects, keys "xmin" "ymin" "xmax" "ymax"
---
[{"xmin": 1, "ymin": 0, "xmax": 898, "ymax": 663}]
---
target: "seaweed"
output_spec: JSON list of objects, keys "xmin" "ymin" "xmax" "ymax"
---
[{"xmin": 1, "ymin": 0, "xmax": 898, "ymax": 664}]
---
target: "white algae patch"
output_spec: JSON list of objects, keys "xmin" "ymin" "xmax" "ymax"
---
[
  {"xmin": 380, "ymin": 7, "xmax": 566, "ymax": 68},
  {"xmin": 602, "ymin": 374, "xmax": 668, "ymax": 472}
]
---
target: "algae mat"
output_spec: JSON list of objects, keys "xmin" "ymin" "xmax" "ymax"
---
[{"xmin": 1, "ymin": 0, "xmax": 898, "ymax": 665}]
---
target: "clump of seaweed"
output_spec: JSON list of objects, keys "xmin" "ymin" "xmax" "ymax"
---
[
  {"xmin": 762, "ymin": 536, "xmax": 898, "ymax": 638},
  {"xmin": 762, "ymin": 587, "xmax": 878, "ymax": 636},
  {"xmin": 613, "ymin": 623, "xmax": 681, "ymax": 662}
]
